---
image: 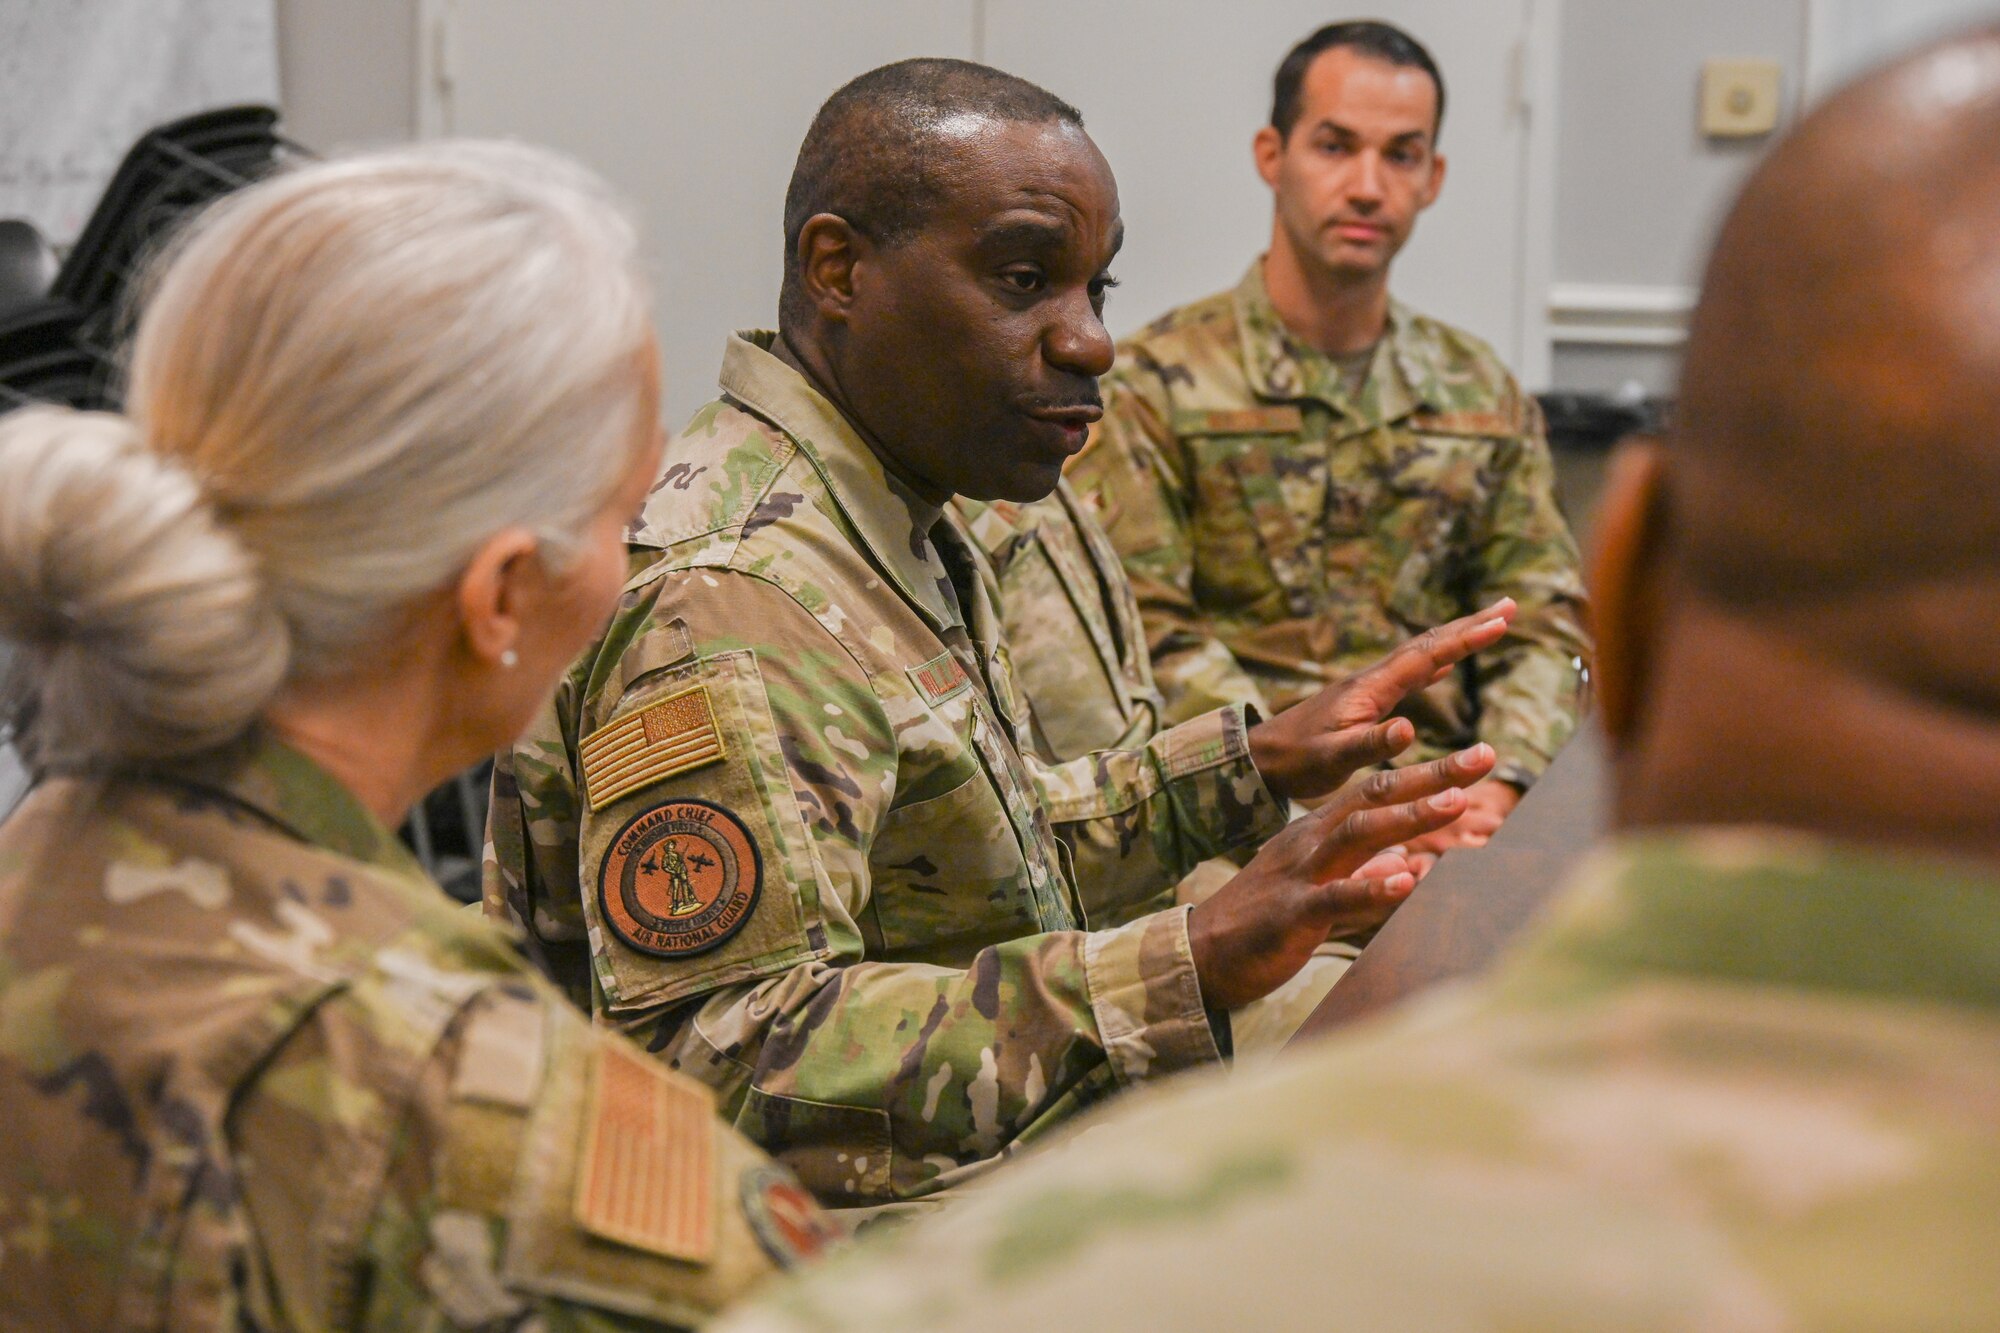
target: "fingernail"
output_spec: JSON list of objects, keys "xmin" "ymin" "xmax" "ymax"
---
[{"xmin": 1429, "ymin": 791, "xmax": 1463, "ymax": 811}]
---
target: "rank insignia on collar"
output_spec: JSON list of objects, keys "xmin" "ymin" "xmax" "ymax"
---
[{"xmin": 598, "ymin": 799, "xmax": 762, "ymax": 958}]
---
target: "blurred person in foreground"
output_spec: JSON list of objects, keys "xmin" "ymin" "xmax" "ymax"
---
[
  {"xmin": 715, "ymin": 28, "xmax": 2000, "ymax": 1330},
  {"xmin": 0, "ymin": 144, "xmax": 834, "ymax": 1331}
]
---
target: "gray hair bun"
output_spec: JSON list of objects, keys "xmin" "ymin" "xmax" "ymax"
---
[{"xmin": 0, "ymin": 406, "xmax": 289, "ymax": 765}]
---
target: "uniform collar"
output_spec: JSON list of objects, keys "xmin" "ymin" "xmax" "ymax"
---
[
  {"xmin": 1505, "ymin": 828, "xmax": 2000, "ymax": 1016},
  {"xmin": 1231, "ymin": 258, "xmax": 1441, "ymax": 425},
  {"xmin": 718, "ymin": 331, "xmax": 962, "ymax": 633},
  {"xmin": 151, "ymin": 732, "xmax": 429, "ymax": 883}
]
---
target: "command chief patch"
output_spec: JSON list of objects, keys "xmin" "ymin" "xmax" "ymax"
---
[
  {"xmin": 574, "ymin": 1041, "xmax": 716, "ymax": 1263},
  {"xmin": 598, "ymin": 799, "xmax": 762, "ymax": 957},
  {"xmin": 582, "ymin": 685, "xmax": 726, "ymax": 812}
]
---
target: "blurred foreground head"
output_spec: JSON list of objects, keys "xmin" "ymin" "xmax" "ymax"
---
[{"xmin": 1594, "ymin": 27, "xmax": 2000, "ymax": 862}]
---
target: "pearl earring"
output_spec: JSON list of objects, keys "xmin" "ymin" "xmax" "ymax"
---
[{"xmin": 500, "ymin": 649, "xmax": 519, "ymax": 668}]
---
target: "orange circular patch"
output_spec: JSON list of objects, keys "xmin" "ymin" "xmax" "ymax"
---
[
  {"xmin": 597, "ymin": 800, "xmax": 761, "ymax": 957},
  {"xmin": 740, "ymin": 1165, "xmax": 842, "ymax": 1268}
]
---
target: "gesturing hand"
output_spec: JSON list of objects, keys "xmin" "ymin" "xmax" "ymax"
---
[
  {"xmin": 1245, "ymin": 599, "xmax": 1515, "ymax": 804},
  {"xmin": 1187, "ymin": 743, "xmax": 1498, "ymax": 1011}
]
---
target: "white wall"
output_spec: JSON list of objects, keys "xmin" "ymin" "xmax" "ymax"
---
[
  {"xmin": 427, "ymin": 1, "xmax": 980, "ymax": 422},
  {"xmin": 274, "ymin": 0, "xmax": 416, "ymax": 149},
  {"xmin": 986, "ymin": 0, "xmax": 1550, "ymax": 377},
  {"xmin": 270, "ymin": 0, "xmax": 1992, "ymax": 404},
  {"xmin": 412, "ymin": 1, "xmax": 1544, "ymax": 418}
]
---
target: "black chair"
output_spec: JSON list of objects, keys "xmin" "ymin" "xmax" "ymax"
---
[
  {"xmin": 0, "ymin": 220, "xmax": 58, "ymax": 321},
  {"xmin": 0, "ymin": 299, "xmax": 112, "ymax": 412},
  {"xmin": 52, "ymin": 106, "xmax": 301, "ymax": 360}
]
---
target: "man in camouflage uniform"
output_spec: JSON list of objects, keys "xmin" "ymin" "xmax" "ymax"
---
[
  {"xmin": 0, "ymin": 732, "xmax": 831, "ymax": 1331},
  {"xmin": 487, "ymin": 58, "xmax": 1511, "ymax": 1211},
  {"xmin": 708, "ymin": 30, "xmax": 2000, "ymax": 1329},
  {"xmin": 1071, "ymin": 21, "xmax": 1589, "ymax": 861}
]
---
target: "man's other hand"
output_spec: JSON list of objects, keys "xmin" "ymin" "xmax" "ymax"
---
[
  {"xmin": 1246, "ymin": 600, "xmax": 1515, "ymax": 804},
  {"xmin": 1187, "ymin": 743, "xmax": 1498, "ymax": 1011}
]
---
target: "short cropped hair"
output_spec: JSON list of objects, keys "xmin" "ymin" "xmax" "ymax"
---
[
  {"xmin": 779, "ymin": 58, "xmax": 1083, "ymax": 329},
  {"xmin": 1271, "ymin": 20, "xmax": 1446, "ymax": 142}
]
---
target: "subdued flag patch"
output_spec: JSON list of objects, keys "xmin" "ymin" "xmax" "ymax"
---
[
  {"xmin": 573, "ymin": 1041, "xmax": 716, "ymax": 1264},
  {"xmin": 582, "ymin": 685, "xmax": 725, "ymax": 811},
  {"xmin": 908, "ymin": 650, "xmax": 971, "ymax": 707}
]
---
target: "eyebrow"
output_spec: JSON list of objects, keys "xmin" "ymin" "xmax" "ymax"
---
[
  {"xmin": 975, "ymin": 216, "xmax": 1070, "ymax": 251},
  {"xmin": 1313, "ymin": 119, "xmax": 1433, "ymax": 146}
]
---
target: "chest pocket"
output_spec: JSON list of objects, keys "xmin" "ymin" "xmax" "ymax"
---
[
  {"xmin": 1176, "ymin": 407, "xmax": 1319, "ymax": 618},
  {"xmin": 866, "ymin": 654, "xmax": 1074, "ymax": 963},
  {"xmin": 1377, "ymin": 417, "xmax": 1500, "ymax": 632}
]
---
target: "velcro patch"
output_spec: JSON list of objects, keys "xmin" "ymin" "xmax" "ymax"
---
[
  {"xmin": 908, "ymin": 650, "xmax": 972, "ymax": 707},
  {"xmin": 582, "ymin": 685, "xmax": 725, "ymax": 811},
  {"xmin": 1176, "ymin": 406, "xmax": 1305, "ymax": 436},
  {"xmin": 450, "ymin": 992, "xmax": 547, "ymax": 1111},
  {"xmin": 573, "ymin": 1042, "xmax": 716, "ymax": 1264},
  {"xmin": 1412, "ymin": 408, "xmax": 1520, "ymax": 437},
  {"xmin": 597, "ymin": 800, "xmax": 763, "ymax": 958}
]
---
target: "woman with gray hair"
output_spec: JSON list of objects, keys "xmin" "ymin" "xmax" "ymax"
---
[{"xmin": 0, "ymin": 143, "xmax": 834, "ymax": 1330}]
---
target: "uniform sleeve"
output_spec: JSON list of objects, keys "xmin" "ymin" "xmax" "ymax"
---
[
  {"xmin": 1464, "ymin": 393, "xmax": 1592, "ymax": 788},
  {"xmin": 232, "ymin": 983, "xmax": 826, "ymax": 1331},
  {"xmin": 484, "ymin": 692, "xmax": 596, "ymax": 1009},
  {"xmin": 1071, "ymin": 361, "xmax": 1266, "ymax": 727},
  {"xmin": 570, "ymin": 570, "xmax": 1222, "ymax": 1206},
  {"xmin": 1030, "ymin": 703, "xmax": 1283, "ymax": 925}
]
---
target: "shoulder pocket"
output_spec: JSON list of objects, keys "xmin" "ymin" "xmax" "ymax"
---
[{"xmin": 578, "ymin": 650, "xmax": 827, "ymax": 1012}]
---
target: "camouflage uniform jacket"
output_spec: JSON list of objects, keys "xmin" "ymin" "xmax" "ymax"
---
[
  {"xmin": 716, "ymin": 828, "xmax": 2000, "ymax": 1331},
  {"xmin": 948, "ymin": 485, "xmax": 1269, "ymax": 923},
  {"xmin": 484, "ymin": 332, "xmax": 1285, "ymax": 1208},
  {"xmin": 0, "ymin": 735, "xmax": 827, "ymax": 1332},
  {"xmin": 1072, "ymin": 260, "xmax": 1591, "ymax": 787}
]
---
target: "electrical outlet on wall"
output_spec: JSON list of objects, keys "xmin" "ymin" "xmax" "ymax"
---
[{"xmin": 1701, "ymin": 58, "xmax": 1783, "ymax": 138}]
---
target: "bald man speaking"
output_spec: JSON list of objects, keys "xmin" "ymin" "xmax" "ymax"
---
[{"xmin": 715, "ymin": 27, "xmax": 2000, "ymax": 1330}]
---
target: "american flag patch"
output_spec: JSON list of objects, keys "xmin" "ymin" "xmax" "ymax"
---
[
  {"xmin": 909, "ymin": 651, "xmax": 971, "ymax": 706},
  {"xmin": 581, "ymin": 685, "xmax": 726, "ymax": 811},
  {"xmin": 572, "ymin": 1041, "xmax": 716, "ymax": 1263}
]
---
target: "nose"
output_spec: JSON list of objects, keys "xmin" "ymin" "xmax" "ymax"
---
[
  {"xmin": 1046, "ymin": 291, "xmax": 1115, "ymax": 379},
  {"xmin": 1348, "ymin": 150, "xmax": 1386, "ymax": 210}
]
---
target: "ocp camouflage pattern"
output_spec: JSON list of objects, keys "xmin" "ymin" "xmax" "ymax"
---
[
  {"xmin": 485, "ymin": 332, "xmax": 1288, "ymax": 1210},
  {"xmin": 713, "ymin": 829, "xmax": 2000, "ymax": 1331},
  {"xmin": 1069, "ymin": 261, "xmax": 1591, "ymax": 788},
  {"xmin": 0, "ymin": 733, "xmax": 807, "ymax": 1331}
]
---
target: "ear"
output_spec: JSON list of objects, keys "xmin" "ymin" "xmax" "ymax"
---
[
  {"xmin": 454, "ymin": 526, "xmax": 542, "ymax": 668},
  {"xmin": 1419, "ymin": 150, "xmax": 1447, "ymax": 209},
  {"xmin": 1588, "ymin": 436, "xmax": 1669, "ymax": 749},
  {"xmin": 1252, "ymin": 125, "xmax": 1285, "ymax": 189},
  {"xmin": 793, "ymin": 213, "xmax": 867, "ymax": 326}
]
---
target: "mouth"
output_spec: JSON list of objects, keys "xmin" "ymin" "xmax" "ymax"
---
[
  {"xmin": 1023, "ymin": 403, "xmax": 1102, "ymax": 454},
  {"xmin": 1330, "ymin": 220, "xmax": 1388, "ymax": 243}
]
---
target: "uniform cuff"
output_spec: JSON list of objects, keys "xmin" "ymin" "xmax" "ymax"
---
[
  {"xmin": 1154, "ymin": 703, "xmax": 1287, "ymax": 854},
  {"xmin": 1081, "ymin": 905, "xmax": 1226, "ymax": 1084}
]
